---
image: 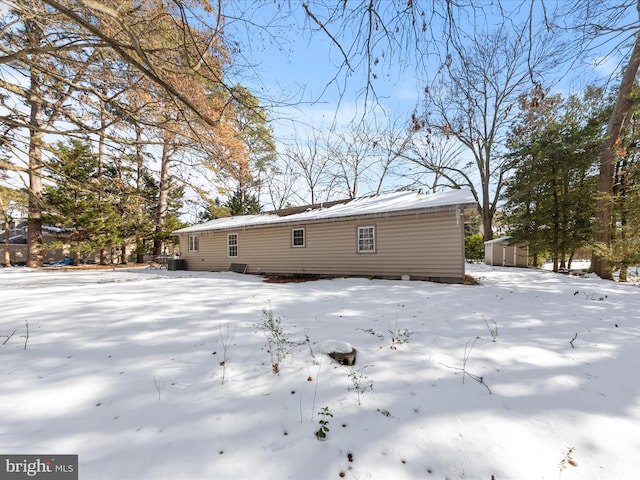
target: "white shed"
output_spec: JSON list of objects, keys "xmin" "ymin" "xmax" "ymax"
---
[{"xmin": 484, "ymin": 236, "xmax": 528, "ymax": 267}]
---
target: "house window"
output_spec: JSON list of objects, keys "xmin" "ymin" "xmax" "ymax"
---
[
  {"xmin": 357, "ymin": 226, "xmax": 376, "ymax": 253},
  {"xmin": 228, "ymin": 233, "xmax": 238, "ymax": 258},
  {"xmin": 292, "ymin": 228, "xmax": 305, "ymax": 247},
  {"xmin": 188, "ymin": 235, "xmax": 199, "ymax": 252}
]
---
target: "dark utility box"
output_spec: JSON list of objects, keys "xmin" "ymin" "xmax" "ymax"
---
[{"xmin": 167, "ymin": 258, "xmax": 186, "ymax": 271}]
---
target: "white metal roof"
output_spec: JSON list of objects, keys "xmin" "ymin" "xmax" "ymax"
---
[
  {"xmin": 484, "ymin": 236, "xmax": 513, "ymax": 245},
  {"xmin": 173, "ymin": 189, "xmax": 476, "ymax": 234}
]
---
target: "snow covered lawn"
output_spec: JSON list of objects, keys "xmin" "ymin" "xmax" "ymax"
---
[{"xmin": 1, "ymin": 264, "xmax": 638, "ymax": 479}]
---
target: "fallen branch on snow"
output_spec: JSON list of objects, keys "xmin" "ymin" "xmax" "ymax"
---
[
  {"xmin": 2, "ymin": 329, "xmax": 17, "ymax": 346},
  {"xmin": 569, "ymin": 332, "xmax": 577, "ymax": 348}
]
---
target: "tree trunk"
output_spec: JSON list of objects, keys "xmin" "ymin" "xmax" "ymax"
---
[
  {"xmin": 552, "ymin": 174, "xmax": 560, "ymax": 272},
  {"xmin": 135, "ymin": 123, "xmax": 146, "ymax": 264},
  {"xmin": 153, "ymin": 129, "xmax": 172, "ymax": 257},
  {"xmin": 98, "ymin": 96, "xmax": 108, "ymax": 266},
  {"xmin": 482, "ymin": 177, "xmax": 493, "ymax": 241},
  {"xmin": 480, "ymin": 142, "xmax": 494, "ymax": 241},
  {"xmin": 27, "ymin": 71, "xmax": 43, "ymax": 268},
  {"xmin": 619, "ymin": 265, "xmax": 628, "ymax": 282},
  {"xmin": 482, "ymin": 205, "xmax": 493, "ymax": 241},
  {"xmin": 593, "ymin": 3, "xmax": 640, "ymax": 279},
  {"xmin": 24, "ymin": 17, "xmax": 46, "ymax": 269},
  {"xmin": 1, "ymin": 199, "xmax": 11, "ymax": 267}
]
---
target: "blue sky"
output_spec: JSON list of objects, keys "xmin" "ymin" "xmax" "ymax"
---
[
  {"xmin": 221, "ymin": 0, "xmax": 626, "ymax": 148},
  {"xmin": 222, "ymin": 1, "xmax": 428, "ymax": 140},
  {"xmin": 204, "ymin": 1, "xmax": 640, "ymax": 211}
]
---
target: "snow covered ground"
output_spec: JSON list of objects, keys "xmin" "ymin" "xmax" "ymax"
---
[{"xmin": 1, "ymin": 264, "xmax": 638, "ymax": 480}]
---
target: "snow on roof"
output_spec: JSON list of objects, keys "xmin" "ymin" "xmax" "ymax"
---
[
  {"xmin": 43, "ymin": 225, "xmax": 71, "ymax": 234},
  {"xmin": 484, "ymin": 236, "xmax": 513, "ymax": 245},
  {"xmin": 173, "ymin": 189, "xmax": 476, "ymax": 234}
]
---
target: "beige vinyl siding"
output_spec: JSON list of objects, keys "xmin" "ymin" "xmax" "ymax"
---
[{"xmin": 178, "ymin": 209, "xmax": 465, "ymax": 281}]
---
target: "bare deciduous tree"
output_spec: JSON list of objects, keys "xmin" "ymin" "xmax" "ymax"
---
[
  {"xmin": 401, "ymin": 133, "xmax": 466, "ymax": 194},
  {"xmin": 282, "ymin": 128, "xmax": 334, "ymax": 205},
  {"xmin": 261, "ymin": 158, "xmax": 298, "ymax": 211},
  {"xmin": 415, "ymin": 16, "xmax": 564, "ymax": 240}
]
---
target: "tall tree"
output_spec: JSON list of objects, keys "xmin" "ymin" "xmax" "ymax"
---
[
  {"xmin": 260, "ymin": 157, "xmax": 298, "ymax": 211},
  {"xmin": 366, "ymin": 116, "xmax": 414, "ymax": 195},
  {"xmin": 326, "ymin": 125, "xmax": 373, "ymax": 199},
  {"xmin": 415, "ymin": 17, "xmax": 564, "ymax": 240},
  {"xmin": 401, "ymin": 133, "xmax": 466, "ymax": 193},
  {"xmin": 0, "ymin": 1, "xmax": 86, "ymax": 267},
  {"xmin": 503, "ymin": 88, "xmax": 608, "ymax": 270},
  {"xmin": 591, "ymin": 0, "xmax": 640, "ymax": 279},
  {"xmin": 613, "ymin": 166, "xmax": 640, "ymax": 282},
  {"xmin": 226, "ymin": 189, "xmax": 261, "ymax": 216},
  {"xmin": 40, "ymin": 0, "xmax": 233, "ymax": 129},
  {"xmin": 42, "ymin": 140, "xmax": 113, "ymax": 264},
  {"xmin": 228, "ymin": 85, "xmax": 277, "ymax": 198},
  {"xmin": 603, "ymin": 86, "xmax": 640, "ymax": 281},
  {"xmin": 281, "ymin": 128, "xmax": 334, "ymax": 205},
  {"xmin": 324, "ymin": 119, "xmax": 408, "ymax": 200},
  {"xmin": 1, "ymin": 0, "xmax": 252, "ymax": 265}
]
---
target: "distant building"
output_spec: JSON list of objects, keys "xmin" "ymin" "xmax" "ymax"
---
[
  {"xmin": 484, "ymin": 236, "xmax": 528, "ymax": 267},
  {"xmin": 1, "ymin": 220, "xmax": 71, "ymax": 266}
]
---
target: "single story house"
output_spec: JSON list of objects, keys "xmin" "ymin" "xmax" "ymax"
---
[
  {"xmin": 484, "ymin": 236, "xmax": 529, "ymax": 267},
  {"xmin": 172, "ymin": 189, "xmax": 477, "ymax": 283}
]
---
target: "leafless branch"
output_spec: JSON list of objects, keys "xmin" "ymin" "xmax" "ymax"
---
[{"xmin": 1, "ymin": 329, "xmax": 17, "ymax": 346}]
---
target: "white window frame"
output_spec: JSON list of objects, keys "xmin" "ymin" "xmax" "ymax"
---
[
  {"xmin": 357, "ymin": 226, "xmax": 376, "ymax": 253},
  {"xmin": 291, "ymin": 228, "xmax": 305, "ymax": 248},
  {"xmin": 188, "ymin": 234, "xmax": 199, "ymax": 252},
  {"xmin": 227, "ymin": 233, "xmax": 238, "ymax": 258}
]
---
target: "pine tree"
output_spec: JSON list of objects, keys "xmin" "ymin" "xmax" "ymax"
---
[
  {"xmin": 198, "ymin": 198, "xmax": 230, "ymax": 222},
  {"xmin": 502, "ymin": 88, "xmax": 607, "ymax": 271},
  {"xmin": 42, "ymin": 140, "xmax": 119, "ymax": 263},
  {"xmin": 226, "ymin": 190, "xmax": 261, "ymax": 216}
]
